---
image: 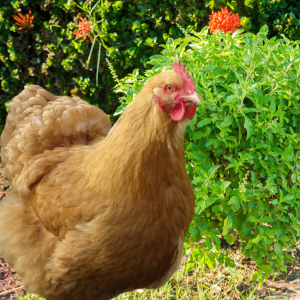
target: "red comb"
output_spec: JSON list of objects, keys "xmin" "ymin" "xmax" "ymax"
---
[
  {"xmin": 172, "ymin": 60, "xmax": 189, "ymax": 79},
  {"xmin": 172, "ymin": 59, "xmax": 195, "ymax": 92}
]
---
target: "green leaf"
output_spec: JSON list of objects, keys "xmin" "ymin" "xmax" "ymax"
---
[
  {"xmin": 260, "ymin": 265, "xmax": 273, "ymax": 274},
  {"xmin": 190, "ymin": 151, "xmax": 206, "ymax": 161},
  {"xmin": 228, "ymin": 196, "xmax": 239, "ymax": 205},
  {"xmin": 217, "ymin": 252, "xmax": 224, "ymax": 264},
  {"xmin": 219, "ymin": 115, "xmax": 233, "ymax": 128},
  {"xmin": 265, "ymin": 229, "xmax": 281, "ymax": 237},
  {"xmin": 270, "ymin": 100, "xmax": 276, "ymax": 114},
  {"xmin": 186, "ymin": 262, "xmax": 195, "ymax": 272},
  {"xmin": 208, "ymin": 165, "xmax": 220, "ymax": 177},
  {"xmin": 282, "ymin": 144, "xmax": 294, "ymax": 161},
  {"xmin": 227, "ymin": 136, "xmax": 237, "ymax": 142},
  {"xmin": 283, "ymin": 194, "xmax": 294, "ymax": 202},
  {"xmin": 280, "ymin": 235, "xmax": 289, "ymax": 242},
  {"xmin": 225, "ymin": 257, "xmax": 236, "ymax": 268},
  {"xmin": 244, "ymin": 116, "xmax": 253, "ymax": 139},
  {"xmin": 193, "ymin": 131, "xmax": 206, "ymax": 140},
  {"xmin": 190, "ymin": 226, "xmax": 198, "ymax": 240},
  {"xmin": 224, "ymin": 233, "xmax": 236, "ymax": 245},
  {"xmin": 206, "ymin": 139, "xmax": 217, "ymax": 147},
  {"xmin": 247, "ymin": 216, "xmax": 257, "ymax": 223},
  {"xmin": 275, "ymin": 241, "xmax": 281, "ymax": 253},
  {"xmin": 226, "ymin": 95, "xmax": 239, "ymax": 103},
  {"xmin": 259, "ymin": 25, "xmax": 269, "ymax": 35},
  {"xmin": 204, "ymin": 252, "xmax": 216, "ymax": 269},
  {"xmin": 223, "ymin": 215, "xmax": 233, "ymax": 235},
  {"xmin": 252, "ymin": 235, "xmax": 261, "ymax": 244},
  {"xmin": 232, "ymin": 28, "xmax": 244, "ymax": 38},
  {"xmin": 197, "ymin": 118, "xmax": 212, "ymax": 128},
  {"xmin": 261, "ymin": 96, "xmax": 275, "ymax": 105},
  {"xmin": 251, "ymin": 171, "xmax": 256, "ymax": 183}
]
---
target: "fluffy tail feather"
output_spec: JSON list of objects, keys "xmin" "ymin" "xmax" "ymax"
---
[
  {"xmin": 1, "ymin": 85, "xmax": 57, "ymax": 154},
  {"xmin": 1, "ymin": 85, "xmax": 111, "ymax": 196}
]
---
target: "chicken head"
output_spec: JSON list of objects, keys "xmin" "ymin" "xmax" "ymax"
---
[{"xmin": 153, "ymin": 60, "xmax": 201, "ymax": 121}]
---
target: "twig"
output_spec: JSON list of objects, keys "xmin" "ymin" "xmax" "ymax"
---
[
  {"xmin": 265, "ymin": 280, "xmax": 288, "ymax": 290},
  {"xmin": 0, "ymin": 286, "xmax": 25, "ymax": 296}
]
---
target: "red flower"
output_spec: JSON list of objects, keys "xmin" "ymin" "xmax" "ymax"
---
[
  {"xmin": 209, "ymin": 7, "xmax": 241, "ymax": 34},
  {"xmin": 74, "ymin": 18, "xmax": 92, "ymax": 42},
  {"xmin": 12, "ymin": 10, "xmax": 34, "ymax": 32}
]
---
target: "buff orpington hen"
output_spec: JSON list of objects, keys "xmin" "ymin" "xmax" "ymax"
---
[{"xmin": 0, "ymin": 60, "xmax": 201, "ymax": 300}]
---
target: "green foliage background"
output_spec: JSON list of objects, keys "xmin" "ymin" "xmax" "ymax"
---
[
  {"xmin": 115, "ymin": 26, "xmax": 300, "ymax": 283},
  {"xmin": 0, "ymin": 0, "xmax": 299, "ymax": 132}
]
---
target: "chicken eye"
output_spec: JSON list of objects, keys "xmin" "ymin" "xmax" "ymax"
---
[{"xmin": 166, "ymin": 85, "xmax": 173, "ymax": 91}]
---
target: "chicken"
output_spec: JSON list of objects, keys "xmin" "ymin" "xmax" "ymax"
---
[{"xmin": 0, "ymin": 60, "xmax": 201, "ymax": 300}]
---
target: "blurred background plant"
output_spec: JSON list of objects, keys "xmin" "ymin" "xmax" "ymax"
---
[{"xmin": 0, "ymin": 0, "xmax": 299, "ymax": 132}]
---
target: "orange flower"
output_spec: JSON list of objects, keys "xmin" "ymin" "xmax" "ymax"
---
[
  {"xmin": 70, "ymin": 86, "xmax": 78, "ymax": 97},
  {"xmin": 209, "ymin": 7, "xmax": 241, "ymax": 34},
  {"xmin": 74, "ymin": 18, "xmax": 93, "ymax": 42},
  {"xmin": 12, "ymin": 10, "xmax": 34, "ymax": 32}
]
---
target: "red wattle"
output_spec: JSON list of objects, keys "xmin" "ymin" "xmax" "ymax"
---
[
  {"xmin": 184, "ymin": 103, "xmax": 197, "ymax": 120},
  {"xmin": 170, "ymin": 100, "xmax": 185, "ymax": 121}
]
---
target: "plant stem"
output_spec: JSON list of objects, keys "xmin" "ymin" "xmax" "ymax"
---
[{"xmin": 96, "ymin": 41, "xmax": 101, "ymax": 86}]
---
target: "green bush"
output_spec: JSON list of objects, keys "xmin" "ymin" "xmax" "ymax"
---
[
  {"xmin": 1, "ymin": 0, "xmax": 299, "ymax": 133},
  {"xmin": 114, "ymin": 26, "xmax": 300, "ymax": 283}
]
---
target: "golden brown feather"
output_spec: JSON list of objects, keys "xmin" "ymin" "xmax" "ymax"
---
[{"xmin": 0, "ymin": 68, "xmax": 199, "ymax": 300}]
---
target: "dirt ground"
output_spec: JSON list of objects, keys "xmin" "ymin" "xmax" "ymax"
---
[
  {"xmin": 1, "ymin": 161, "xmax": 300, "ymax": 300},
  {"xmin": 255, "ymin": 260, "xmax": 300, "ymax": 299}
]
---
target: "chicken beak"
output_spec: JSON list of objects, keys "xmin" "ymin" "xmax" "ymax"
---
[{"xmin": 183, "ymin": 91, "xmax": 202, "ymax": 104}]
